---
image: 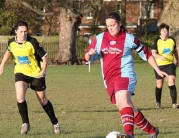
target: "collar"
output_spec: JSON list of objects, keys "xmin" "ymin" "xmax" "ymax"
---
[
  {"xmin": 160, "ymin": 35, "xmax": 168, "ymax": 41},
  {"xmin": 15, "ymin": 35, "xmax": 27, "ymax": 44}
]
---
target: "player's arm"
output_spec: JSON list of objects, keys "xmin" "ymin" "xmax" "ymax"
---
[
  {"xmin": 85, "ymin": 48, "xmax": 97, "ymax": 61},
  {"xmin": 0, "ymin": 50, "xmax": 12, "ymax": 75},
  {"xmin": 151, "ymin": 38, "xmax": 166, "ymax": 61},
  {"xmin": 84, "ymin": 38, "xmax": 97, "ymax": 62},
  {"xmin": 132, "ymin": 38, "xmax": 151, "ymax": 61},
  {"xmin": 132, "ymin": 37, "xmax": 168, "ymax": 80},
  {"xmin": 151, "ymin": 50, "xmax": 159, "ymax": 58},
  {"xmin": 31, "ymin": 38, "xmax": 48, "ymax": 77},
  {"xmin": 174, "ymin": 49, "xmax": 179, "ymax": 67},
  {"xmin": 151, "ymin": 50, "xmax": 166, "ymax": 61},
  {"xmin": 40, "ymin": 55, "xmax": 48, "ymax": 77},
  {"xmin": 172, "ymin": 38, "xmax": 179, "ymax": 66},
  {"xmin": 148, "ymin": 55, "xmax": 168, "ymax": 80}
]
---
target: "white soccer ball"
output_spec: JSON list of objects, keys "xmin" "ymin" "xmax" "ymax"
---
[{"xmin": 106, "ymin": 131, "xmax": 120, "ymax": 138}]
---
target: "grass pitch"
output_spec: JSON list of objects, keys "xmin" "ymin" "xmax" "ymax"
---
[{"xmin": 0, "ymin": 63, "xmax": 179, "ymax": 138}]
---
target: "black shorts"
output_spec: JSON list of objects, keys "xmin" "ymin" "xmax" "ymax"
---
[
  {"xmin": 15, "ymin": 73, "xmax": 46, "ymax": 91},
  {"xmin": 154, "ymin": 63, "xmax": 176, "ymax": 79}
]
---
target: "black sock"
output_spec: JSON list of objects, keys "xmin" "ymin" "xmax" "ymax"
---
[
  {"xmin": 42, "ymin": 100, "xmax": 58, "ymax": 124},
  {"xmin": 155, "ymin": 87, "xmax": 162, "ymax": 103},
  {"xmin": 169, "ymin": 85, "xmax": 177, "ymax": 104},
  {"xmin": 17, "ymin": 101, "xmax": 29, "ymax": 124}
]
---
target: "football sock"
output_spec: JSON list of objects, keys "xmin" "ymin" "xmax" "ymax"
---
[
  {"xmin": 169, "ymin": 85, "xmax": 177, "ymax": 104},
  {"xmin": 42, "ymin": 100, "xmax": 58, "ymax": 124},
  {"xmin": 120, "ymin": 107, "xmax": 134, "ymax": 136},
  {"xmin": 134, "ymin": 110, "xmax": 155, "ymax": 135},
  {"xmin": 17, "ymin": 101, "xmax": 29, "ymax": 124},
  {"xmin": 155, "ymin": 87, "xmax": 162, "ymax": 103}
]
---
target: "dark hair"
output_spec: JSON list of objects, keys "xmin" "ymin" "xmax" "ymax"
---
[
  {"xmin": 158, "ymin": 23, "xmax": 169, "ymax": 33},
  {"xmin": 14, "ymin": 20, "xmax": 28, "ymax": 30},
  {"xmin": 106, "ymin": 12, "xmax": 121, "ymax": 22},
  {"xmin": 106, "ymin": 12, "xmax": 127, "ymax": 32}
]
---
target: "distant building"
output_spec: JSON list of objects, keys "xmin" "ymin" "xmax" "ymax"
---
[
  {"xmin": 78, "ymin": 0, "xmax": 168, "ymax": 35},
  {"xmin": 3, "ymin": 0, "xmax": 167, "ymax": 36}
]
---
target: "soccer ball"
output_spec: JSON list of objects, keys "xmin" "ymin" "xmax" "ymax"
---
[{"xmin": 106, "ymin": 131, "xmax": 120, "ymax": 138}]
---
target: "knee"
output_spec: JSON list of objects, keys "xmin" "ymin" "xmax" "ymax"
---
[
  {"xmin": 116, "ymin": 102, "xmax": 132, "ymax": 111},
  {"xmin": 39, "ymin": 98, "xmax": 48, "ymax": 106},
  {"xmin": 168, "ymin": 79, "xmax": 175, "ymax": 85},
  {"xmin": 16, "ymin": 95, "xmax": 25, "ymax": 103},
  {"xmin": 156, "ymin": 83, "xmax": 163, "ymax": 88},
  {"xmin": 116, "ymin": 101, "xmax": 123, "ymax": 109}
]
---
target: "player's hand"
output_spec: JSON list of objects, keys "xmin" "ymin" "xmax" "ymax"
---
[
  {"xmin": 175, "ymin": 61, "xmax": 179, "ymax": 68},
  {"xmin": 159, "ymin": 56, "xmax": 166, "ymax": 61},
  {"xmin": 40, "ymin": 70, "xmax": 46, "ymax": 77},
  {"xmin": 88, "ymin": 48, "xmax": 96, "ymax": 56},
  {"xmin": 157, "ymin": 71, "xmax": 168, "ymax": 81},
  {"xmin": 0, "ymin": 65, "xmax": 4, "ymax": 75}
]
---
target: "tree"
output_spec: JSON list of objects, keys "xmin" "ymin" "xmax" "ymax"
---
[
  {"xmin": 8, "ymin": 0, "xmax": 103, "ymax": 64},
  {"xmin": 0, "ymin": 9, "xmax": 18, "ymax": 35},
  {"xmin": 144, "ymin": 0, "xmax": 159, "ymax": 37},
  {"xmin": 0, "ymin": 1, "xmax": 49, "ymax": 35},
  {"xmin": 0, "ymin": 0, "xmax": 17, "ymax": 35}
]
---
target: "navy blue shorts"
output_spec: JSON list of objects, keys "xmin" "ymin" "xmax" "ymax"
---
[
  {"xmin": 154, "ymin": 63, "xmax": 176, "ymax": 79},
  {"xmin": 15, "ymin": 73, "xmax": 46, "ymax": 91}
]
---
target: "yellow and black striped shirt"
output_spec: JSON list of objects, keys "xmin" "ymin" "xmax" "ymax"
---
[
  {"xmin": 152, "ymin": 36, "xmax": 176, "ymax": 66},
  {"xmin": 7, "ymin": 35, "xmax": 47, "ymax": 77}
]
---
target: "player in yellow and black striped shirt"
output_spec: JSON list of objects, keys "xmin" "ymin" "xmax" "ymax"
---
[
  {"xmin": 151, "ymin": 23, "xmax": 179, "ymax": 109},
  {"xmin": 0, "ymin": 21, "xmax": 60, "ymax": 134},
  {"xmin": 7, "ymin": 33, "xmax": 47, "ymax": 77}
]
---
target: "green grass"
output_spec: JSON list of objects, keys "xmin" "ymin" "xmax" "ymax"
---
[{"xmin": 0, "ymin": 63, "xmax": 179, "ymax": 138}]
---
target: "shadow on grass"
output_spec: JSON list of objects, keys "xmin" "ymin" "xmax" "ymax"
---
[
  {"xmin": 70, "ymin": 109, "xmax": 118, "ymax": 113},
  {"xmin": 138, "ymin": 106, "xmax": 171, "ymax": 111},
  {"xmin": 86, "ymin": 136, "xmax": 105, "ymax": 138},
  {"xmin": 28, "ymin": 130, "xmax": 72, "ymax": 135}
]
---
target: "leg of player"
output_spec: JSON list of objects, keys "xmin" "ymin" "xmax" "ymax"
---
[
  {"xmin": 36, "ymin": 90, "xmax": 60, "ymax": 134},
  {"xmin": 168, "ymin": 75, "xmax": 179, "ymax": 108},
  {"xmin": 155, "ymin": 79, "xmax": 163, "ymax": 109},
  {"xmin": 115, "ymin": 90, "xmax": 159, "ymax": 138},
  {"xmin": 15, "ymin": 81, "xmax": 30, "ymax": 134},
  {"xmin": 115, "ymin": 90, "xmax": 134, "ymax": 138}
]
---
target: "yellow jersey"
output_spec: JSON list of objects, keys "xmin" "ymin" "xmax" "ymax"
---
[
  {"xmin": 152, "ymin": 36, "xmax": 176, "ymax": 66},
  {"xmin": 7, "ymin": 35, "xmax": 47, "ymax": 77}
]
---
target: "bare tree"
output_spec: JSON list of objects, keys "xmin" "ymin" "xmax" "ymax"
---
[
  {"xmin": 8, "ymin": 0, "xmax": 103, "ymax": 64},
  {"xmin": 144, "ymin": 0, "xmax": 159, "ymax": 37}
]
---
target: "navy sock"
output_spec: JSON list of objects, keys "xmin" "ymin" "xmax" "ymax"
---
[
  {"xmin": 42, "ymin": 100, "xmax": 58, "ymax": 124},
  {"xmin": 17, "ymin": 101, "xmax": 29, "ymax": 124},
  {"xmin": 169, "ymin": 85, "xmax": 177, "ymax": 104},
  {"xmin": 155, "ymin": 87, "xmax": 162, "ymax": 103}
]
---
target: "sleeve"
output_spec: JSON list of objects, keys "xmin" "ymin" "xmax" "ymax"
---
[
  {"xmin": 7, "ymin": 41, "xmax": 11, "ymax": 51},
  {"xmin": 151, "ymin": 37, "xmax": 159, "ymax": 53},
  {"xmin": 30, "ymin": 38, "xmax": 47, "ymax": 58},
  {"xmin": 170, "ymin": 37, "xmax": 176, "ymax": 49},
  {"xmin": 133, "ymin": 37, "xmax": 152, "ymax": 61},
  {"xmin": 84, "ymin": 37, "xmax": 99, "ymax": 62},
  {"xmin": 7, "ymin": 38, "xmax": 14, "ymax": 52}
]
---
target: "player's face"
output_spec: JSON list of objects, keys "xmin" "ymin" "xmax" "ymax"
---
[
  {"xmin": 15, "ymin": 26, "xmax": 28, "ymax": 42},
  {"xmin": 106, "ymin": 18, "xmax": 121, "ymax": 36},
  {"xmin": 160, "ymin": 28, "xmax": 168, "ymax": 40}
]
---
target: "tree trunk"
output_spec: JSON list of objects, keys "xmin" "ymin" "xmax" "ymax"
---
[
  {"xmin": 121, "ymin": 0, "xmax": 126, "ymax": 26},
  {"xmin": 56, "ymin": 8, "xmax": 81, "ymax": 64}
]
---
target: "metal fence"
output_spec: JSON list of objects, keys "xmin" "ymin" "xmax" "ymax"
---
[
  {"xmin": 0, "ymin": 36, "xmax": 88, "ymax": 61},
  {"xmin": 0, "ymin": 35, "xmax": 159, "ymax": 63},
  {"xmin": 0, "ymin": 42, "xmax": 8, "ymax": 60},
  {"xmin": 0, "ymin": 41, "xmax": 59, "ymax": 61},
  {"xmin": 42, "ymin": 42, "xmax": 59, "ymax": 59}
]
